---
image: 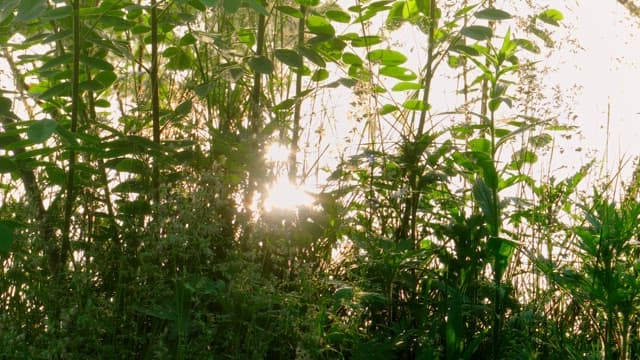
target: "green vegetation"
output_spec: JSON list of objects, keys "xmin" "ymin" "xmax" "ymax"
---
[{"xmin": 0, "ymin": 0, "xmax": 638, "ymax": 359}]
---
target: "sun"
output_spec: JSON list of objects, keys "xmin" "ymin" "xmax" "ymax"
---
[
  {"xmin": 262, "ymin": 142, "xmax": 315, "ymax": 211},
  {"xmin": 263, "ymin": 178, "xmax": 315, "ymax": 211}
]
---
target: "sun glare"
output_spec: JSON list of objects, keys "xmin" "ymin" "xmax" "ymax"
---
[
  {"xmin": 264, "ymin": 178, "xmax": 315, "ymax": 211},
  {"xmin": 265, "ymin": 143, "xmax": 290, "ymax": 163},
  {"xmin": 262, "ymin": 142, "xmax": 316, "ymax": 211}
]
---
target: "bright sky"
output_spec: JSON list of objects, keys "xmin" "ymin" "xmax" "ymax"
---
[{"xmin": 545, "ymin": 1, "xmax": 640, "ymax": 180}]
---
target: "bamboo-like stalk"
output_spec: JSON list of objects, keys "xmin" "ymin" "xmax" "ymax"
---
[
  {"xmin": 150, "ymin": 0, "xmax": 161, "ymax": 210},
  {"xmin": 60, "ymin": 0, "xmax": 81, "ymax": 274},
  {"xmin": 288, "ymin": 5, "xmax": 305, "ymax": 184}
]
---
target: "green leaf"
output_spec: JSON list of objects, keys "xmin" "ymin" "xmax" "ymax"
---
[
  {"xmin": 94, "ymin": 71, "xmax": 117, "ymax": 88},
  {"xmin": 115, "ymin": 158, "xmax": 149, "ymax": 175},
  {"xmin": 0, "ymin": 157, "xmax": 17, "ymax": 173},
  {"xmin": 350, "ymin": 35, "xmax": 382, "ymax": 47},
  {"xmin": 42, "ymin": 5, "xmax": 71, "ymax": 20},
  {"xmin": 514, "ymin": 38, "xmax": 540, "ymax": 54},
  {"xmin": 379, "ymin": 66, "xmax": 416, "ymax": 81},
  {"xmin": 199, "ymin": 0, "xmax": 219, "ymax": 7},
  {"xmin": 469, "ymin": 138, "xmax": 491, "ymax": 153},
  {"xmin": 244, "ymin": 0, "xmax": 269, "ymax": 16},
  {"xmin": 131, "ymin": 24, "xmax": 151, "ymax": 35},
  {"xmin": 313, "ymin": 38, "xmax": 346, "ymax": 62},
  {"xmin": 473, "ymin": 179, "xmax": 498, "ymax": 234},
  {"xmin": 326, "ymin": 9, "xmax": 350, "ymax": 23},
  {"xmin": 391, "ymin": 81, "xmax": 422, "ymax": 91},
  {"xmin": 366, "ymin": 49, "xmax": 407, "ymax": 66},
  {"xmin": 307, "ymin": 15, "xmax": 335, "ymax": 36},
  {"xmin": 298, "ymin": 46, "xmax": 326, "ymax": 67},
  {"xmin": 311, "ymin": 68, "xmax": 329, "ymax": 81},
  {"xmin": 0, "ymin": 223, "xmax": 13, "ymax": 255},
  {"xmin": 15, "ymin": 0, "xmax": 46, "ymax": 23},
  {"xmin": 461, "ymin": 26, "xmax": 493, "ymax": 41},
  {"xmin": 342, "ymin": 52, "xmax": 363, "ymax": 65},
  {"xmin": 45, "ymin": 166, "xmax": 66, "ymax": 186},
  {"xmin": 179, "ymin": 33, "xmax": 197, "ymax": 46},
  {"xmin": 248, "ymin": 56, "xmax": 274, "ymax": 74},
  {"xmin": 27, "ymin": 119, "xmax": 57, "ymax": 143},
  {"xmin": 474, "ymin": 8, "xmax": 511, "ymax": 20},
  {"xmin": 237, "ymin": 28, "xmax": 256, "ymax": 47},
  {"xmin": 175, "ymin": 99, "xmax": 193, "ymax": 117},
  {"xmin": 80, "ymin": 80, "xmax": 106, "ymax": 91},
  {"xmin": 402, "ymin": 0, "xmax": 419, "ymax": 19},
  {"xmin": 80, "ymin": 56, "xmax": 114, "ymax": 71},
  {"xmin": 223, "ymin": 0, "xmax": 241, "ymax": 13},
  {"xmin": 275, "ymin": 5, "xmax": 303, "ymax": 18},
  {"xmin": 112, "ymin": 178, "xmax": 148, "ymax": 193},
  {"xmin": 40, "ymin": 54, "xmax": 73, "ymax": 73},
  {"xmin": 295, "ymin": 0, "xmax": 319, "ymax": 6},
  {"xmin": 402, "ymin": 99, "xmax": 427, "ymax": 111},
  {"xmin": 538, "ymin": 8, "xmax": 563, "ymax": 26},
  {"xmin": 379, "ymin": 104, "xmax": 398, "ymax": 115},
  {"xmin": 275, "ymin": 49, "xmax": 304, "ymax": 68}
]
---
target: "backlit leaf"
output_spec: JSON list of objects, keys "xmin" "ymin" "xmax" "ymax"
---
[
  {"xmin": 379, "ymin": 104, "xmax": 398, "ymax": 115},
  {"xmin": 311, "ymin": 68, "xmax": 329, "ymax": 81},
  {"xmin": 307, "ymin": 15, "xmax": 335, "ymax": 36},
  {"xmin": 326, "ymin": 9, "xmax": 350, "ymax": 23},
  {"xmin": 350, "ymin": 35, "xmax": 382, "ymax": 47},
  {"xmin": 538, "ymin": 8, "xmax": 563, "ymax": 26},
  {"xmin": 366, "ymin": 49, "xmax": 407, "ymax": 66},
  {"xmin": 379, "ymin": 66, "xmax": 416, "ymax": 81},
  {"xmin": 391, "ymin": 82, "xmax": 422, "ymax": 91},
  {"xmin": 275, "ymin": 5, "xmax": 303, "ymax": 18},
  {"xmin": 402, "ymin": 99, "xmax": 427, "ymax": 111}
]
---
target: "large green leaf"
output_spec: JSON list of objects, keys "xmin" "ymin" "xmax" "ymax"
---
[
  {"xmin": 248, "ymin": 56, "xmax": 274, "ymax": 74},
  {"xmin": 326, "ymin": 9, "xmax": 350, "ymax": 23},
  {"xmin": 366, "ymin": 49, "xmax": 407, "ymax": 66},
  {"xmin": 391, "ymin": 81, "xmax": 422, "ymax": 91},
  {"xmin": 379, "ymin": 66, "xmax": 416, "ymax": 81},
  {"xmin": 298, "ymin": 46, "xmax": 326, "ymax": 67},
  {"xmin": 15, "ymin": 0, "xmax": 47, "ymax": 23},
  {"xmin": 460, "ymin": 26, "xmax": 493, "ymax": 41},
  {"xmin": 306, "ymin": 15, "xmax": 335, "ymax": 36},
  {"xmin": 350, "ymin": 35, "xmax": 382, "ymax": 48},
  {"xmin": 473, "ymin": 179, "xmax": 498, "ymax": 234},
  {"xmin": 275, "ymin": 49, "xmax": 304, "ymax": 68},
  {"xmin": 27, "ymin": 119, "xmax": 57, "ymax": 143},
  {"xmin": 474, "ymin": 8, "xmax": 511, "ymax": 20},
  {"xmin": 0, "ymin": 157, "xmax": 17, "ymax": 173}
]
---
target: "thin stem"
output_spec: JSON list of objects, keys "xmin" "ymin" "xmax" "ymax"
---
[{"xmin": 150, "ymin": 0, "xmax": 161, "ymax": 210}]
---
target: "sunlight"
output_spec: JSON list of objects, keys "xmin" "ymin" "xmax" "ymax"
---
[
  {"xmin": 263, "ymin": 177, "xmax": 314, "ymax": 211},
  {"xmin": 264, "ymin": 142, "xmax": 290, "ymax": 163}
]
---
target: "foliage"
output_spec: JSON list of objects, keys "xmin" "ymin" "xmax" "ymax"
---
[{"xmin": 0, "ymin": 0, "xmax": 638, "ymax": 359}]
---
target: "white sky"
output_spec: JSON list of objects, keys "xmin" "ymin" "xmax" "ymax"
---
[{"xmin": 545, "ymin": 1, "xmax": 640, "ymax": 180}]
